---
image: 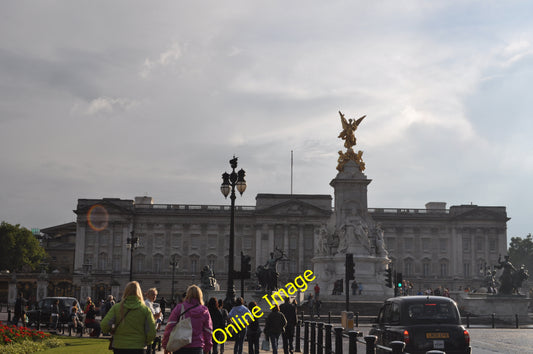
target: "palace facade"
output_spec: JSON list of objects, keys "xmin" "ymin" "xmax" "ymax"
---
[{"xmin": 69, "ymin": 194, "xmax": 508, "ymax": 301}]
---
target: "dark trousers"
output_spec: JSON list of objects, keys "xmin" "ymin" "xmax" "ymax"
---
[
  {"xmin": 11, "ymin": 313, "xmax": 24, "ymax": 326},
  {"xmin": 269, "ymin": 333, "xmax": 281, "ymax": 354},
  {"xmin": 247, "ymin": 333, "xmax": 260, "ymax": 354},
  {"xmin": 282, "ymin": 326, "xmax": 295, "ymax": 354},
  {"xmin": 211, "ymin": 340, "xmax": 224, "ymax": 354},
  {"xmin": 233, "ymin": 330, "xmax": 247, "ymax": 354}
]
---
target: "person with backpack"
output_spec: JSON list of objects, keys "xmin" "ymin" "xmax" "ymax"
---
[{"xmin": 162, "ymin": 285, "xmax": 213, "ymax": 354}]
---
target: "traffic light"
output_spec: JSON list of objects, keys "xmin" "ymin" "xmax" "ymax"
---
[
  {"xmin": 395, "ymin": 272, "xmax": 403, "ymax": 289},
  {"xmin": 241, "ymin": 253, "xmax": 252, "ymax": 279},
  {"xmin": 385, "ymin": 267, "xmax": 393, "ymax": 288},
  {"xmin": 346, "ymin": 253, "xmax": 355, "ymax": 280}
]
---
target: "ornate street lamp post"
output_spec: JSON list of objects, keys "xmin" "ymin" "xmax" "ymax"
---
[
  {"xmin": 220, "ymin": 156, "xmax": 246, "ymax": 308},
  {"xmin": 170, "ymin": 254, "xmax": 179, "ymax": 303},
  {"xmin": 127, "ymin": 231, "xmax": 139, "ymax": 281}
]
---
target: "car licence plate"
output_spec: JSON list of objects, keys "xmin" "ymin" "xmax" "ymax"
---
[
  {"xmin": 426, "ymin": 332, "xmax": 449, "ymax": 339},
  {"xmin": 433, "ymin": 340, "xmax": 445, "ymax": 349}
]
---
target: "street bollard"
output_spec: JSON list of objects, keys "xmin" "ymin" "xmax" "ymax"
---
[
  {"xmin": 364, "ymin": 335, "xmax": 377, "ymax": 354},
  {"xmin": 311, "ymin": 322, "xmax": 316, "ymax": 354},
  {"xmin": 304, "ymin": 321, "xmax": 310, "ymax": 354},
  {"xmin": 390, "ymin": 341, "xmax": 405, "ymax": 354},
  {"xmin": 516, "ymin": 314, "xmax": 519, "ymax": 329},
  {"xmin": 317, "ymin": 322, "xmax": 324, "ymax": 354},
  {"xmin": 334, "ymin": 327, "xmax": 344, "ymax": 354},
  {"xmin": 7, "ymin": 309, "xmax": 11, "ymax": 323},
  {"xmin": 325, "ymin": 324, "xmax": 332, "ymax": 354},
  {"xmin": 355, "ymin": 312, "xmax": 359, "ymax": 327},
  {"xmin": 296, "ymin": 320, "xmax": 302, "ymax": 352},
  {"xmin": 491, "ymin": 313, "xmax": 495, "ymax": 328},
  {"xmin": 348, "ymin": 330, "xmax": 359, "ymax": 354},
  {"xmin": 328, "ymin": 311, "xmax": 331, "ymax": 324}
]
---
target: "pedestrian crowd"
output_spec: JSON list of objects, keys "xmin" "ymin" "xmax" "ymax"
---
[{"xmin": 9, "ymin": 283, "xmax": 300, "ymax": 354}]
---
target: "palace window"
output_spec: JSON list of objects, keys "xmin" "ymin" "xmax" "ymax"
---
[
  {"xmin": 422, "ymin": 261, "xmax": 430, "ymax": 277},
  {"xmin": 154, "ymin": 233, "xmax": 164, "ymax": 249},
  {"xmin": 463, "ymin": 263, "xmax": 471, "ymax": 278},
  {"xmin": 98, "ymin": 253, "xmax": 107, "ymax": 270},
  {"xmin": 171, "ymin": 233, "xmax": 182, "ymax": 248},
  {"xmin": 153, "ymin": 254, "xmax": 162, "ymax": 273},
  {"xmin": 422, "ymin": 238, "xmax": 430, "ymax": 252},
  {"xmin": 242, "ymin": 237, "xmax": 252, "ymax": 250},
  {"xmin": 208, "ymin": 235, "xmax": 217, "ymax": 249},
  {"xmin": 191, "ymin": 234, "xmax": 201, "ymax": 249},
  {"xmin": 489, "ymin": 238, "xmax": 496, "ymax": 252},
  {"xmin": 190, "ymin": 257, "xmax": 199, "ymax": 274},
  {"xmin": 404, "ymin": 238, "xmax": 413, "ymax": 251},
  {"xmin": 440, "ymin": 262, "xmax": 448, "ymax": 277},
  {"xmin": 439, "ymin": 239, "xmax": 447, "ymax": 252},
  {"xmin": 113, "ymin": 256, "xmax": 121, "ymax": 272},
  {"xmin": 463, "ymin": 237, "xmax": 471, "ymax": 251}
]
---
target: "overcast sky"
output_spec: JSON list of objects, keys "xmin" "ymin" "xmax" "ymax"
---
[{"xmin": 1, "ymin": 1, "xmax": 532, "ymax": 244}]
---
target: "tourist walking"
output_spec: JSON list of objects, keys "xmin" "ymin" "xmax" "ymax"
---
[
  {"xmin": 218, "ymin": 299, "xmax": 228, "ymax": 354},
  {"xmin": 162, "ymin": 284, "xmax": 213, "ymax": 354},
  {"xmin": 228, "ymin": 297, "xmax": 252, "ymax": 354},
  {"xmin": 280, "ymin": 298, "xmax": 297, "ymax": 354},
  {"xmin": 246, "ymin": 301, "xmax": 262, "ymax": 354},
  {"xmin": 208, "ymin": 297, "xmax": 225, "ymax": 354},
  {"xmin": 145, "ymin": 288, "xmax": 162, "ymax": 353},
  {"xmin": 159, "ymin": 296, "xmax": 167, "ymax": 321},
  {"xmin": 352, "ymin": 281, "xmax": 358, "ymax": 295},
  {"xmin": 84, "ymin": 304, "xmax": 102, "ymax": 337},
  {"xmin": 12, "ymin": 292, "xmax": 27, "ymax": 326},
  {"xmin": 101, "ymin": 281, "xmax": 157, "ymax": 353},
  {"xmin": 264, "ymin": 304, "xmax": 287, "ymax": 354},
  {"xmin": 50, "ymin": 299, "xmax": 60, "ymax": 330}
]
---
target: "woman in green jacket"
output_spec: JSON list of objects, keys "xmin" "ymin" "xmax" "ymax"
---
[{"xmin": 102, "ymin": 281, "xmax": 157, "ymax": 354}]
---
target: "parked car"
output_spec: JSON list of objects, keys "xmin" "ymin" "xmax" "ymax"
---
[
  {"xmin": 26, "ymin": 297, "xmax": 81, "ymax": 328},
  {"xmin": 369, "ymin": 296, "xmax": 471, "ymax": 354}
]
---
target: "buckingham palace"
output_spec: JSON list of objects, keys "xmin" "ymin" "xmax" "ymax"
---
[{"xmin": 70, "ymin": 194, "xmax": 508, "ymax": 302}]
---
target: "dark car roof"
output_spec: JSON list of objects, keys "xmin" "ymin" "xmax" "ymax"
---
[{"xmin": 385, "ymin": 295, "xmax": 457, "ymax": 304}]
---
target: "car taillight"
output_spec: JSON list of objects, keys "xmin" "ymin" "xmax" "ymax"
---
[
  {"xmin": 403, "ymin": 330, "xmax": 410, "ymax": 344},
  {"xmin": 463, "ymin": 330, "xmax": 470, "ymax": 345}
]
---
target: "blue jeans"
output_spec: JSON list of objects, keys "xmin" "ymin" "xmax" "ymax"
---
[
  {"xmin": 233, "ymin": 330, "xmax": 247, "ymax": 354},
  {"xmin": 269, "ymin": 333, "xmax": 281, "ymax": 354}
]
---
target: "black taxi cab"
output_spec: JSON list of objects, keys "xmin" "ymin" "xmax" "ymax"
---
[{"xmin": 369, "ymin": 295, "xmax": 471, "ymax": 354}]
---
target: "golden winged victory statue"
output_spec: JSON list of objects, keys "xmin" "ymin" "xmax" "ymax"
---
[{"xmin": 337, "ymin": 111, "xmax": 366, "ymax": 172}]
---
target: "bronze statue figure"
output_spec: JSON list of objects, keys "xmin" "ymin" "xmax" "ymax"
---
[
  {"xmin": 336, "ymin": 111, "xmax": 366, "ymax": 172},
  {"xmin": 338, "ymin": 111, "xmax": 365, "ymax": 149}
]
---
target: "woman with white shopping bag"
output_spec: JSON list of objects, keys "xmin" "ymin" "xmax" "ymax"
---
[{"xmin": 163, "ymin": 285, "xmax": 213, "ymax": 354}]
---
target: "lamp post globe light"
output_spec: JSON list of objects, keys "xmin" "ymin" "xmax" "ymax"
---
[{"xmin": 220, "ymin": 156, "xmax": 246, "ymax": 308}]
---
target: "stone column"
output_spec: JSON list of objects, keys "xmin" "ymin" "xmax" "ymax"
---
[
  {"xmin": 298, "ymin": 225, "xmax": 304, "ymax": 273},
  {"xmin": 8, "ymin": 275, "xmax": 17, "ymax": 305},
  {"xmin": 255, "ymin": 226, "xmax": 262, "ymax": 266},
  {"xmin": 74, "ymin": 223, "xmax": 87, "ymax": 271}
]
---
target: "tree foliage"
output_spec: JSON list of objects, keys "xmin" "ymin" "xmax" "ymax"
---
[
  {"xmin": 508, "ymin": 233, "xmax": 533, "ymax": 272},
  {"xmin": 0, "ymin": 222, "xmax": 47, "ymax": 272}
]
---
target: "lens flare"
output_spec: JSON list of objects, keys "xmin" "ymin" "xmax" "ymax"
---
[{"xmin": 87, "ymin": 204, "xmax": 109, "ymax": 231}]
